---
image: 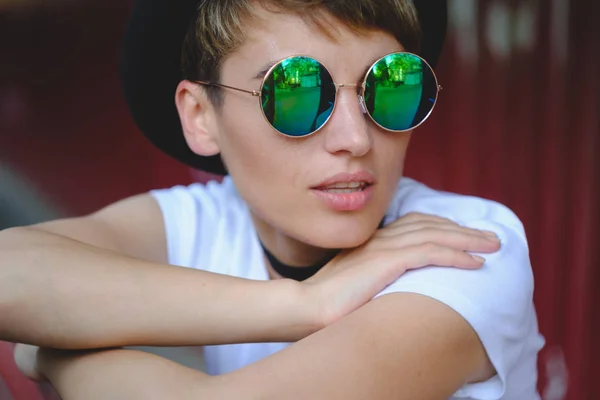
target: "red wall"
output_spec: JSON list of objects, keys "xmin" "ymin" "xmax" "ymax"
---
[
  {"xmin": 0, "ymin": 2, "xmax": 193, "ymax": 216},
  {"xmin": 1, "ymin": 1, "xmax": 598, "ymax": 398}
]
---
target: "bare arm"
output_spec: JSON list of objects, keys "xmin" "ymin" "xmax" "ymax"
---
[
  {"xmin": 223, "ymin": 292, "xmax": 495, "ymax": 399},
  {"xmin": 1, "ymin": 195, "xmax": 497, "ymax": 351},
  {"xmin": 0, "ymin": 195, "xmax": 312, "ymax": 348},
  {"xmin": 35, "ymin": 293, "xmax": 494, "ymax": 400}
]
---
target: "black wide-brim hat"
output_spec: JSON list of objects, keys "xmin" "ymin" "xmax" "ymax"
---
[{"xmin": 120, "ymin": 0, "xmax": 448, "ymax": 175}]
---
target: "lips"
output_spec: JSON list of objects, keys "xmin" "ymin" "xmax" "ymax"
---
[
  {"xmin": 318, "ymin": 181, "xmax": 370, "ymax": 193},
  {"xmin": 311, "ymin": 171, "xmax": 376, "ymax": 211},
  {"xmin": 312, "ymin": 171, "xmax": 376, "ymax": 191}
]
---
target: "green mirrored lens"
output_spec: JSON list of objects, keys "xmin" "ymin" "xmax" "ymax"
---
[
  {"xmin": 261, "ymin": 57, "xmax": 335, "ymax": 137},
  {"xmin": 364, "ymin": 53, "xmax": 437, "ymax": 131}
]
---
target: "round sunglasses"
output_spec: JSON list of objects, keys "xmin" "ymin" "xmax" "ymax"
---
[{"xmin": 195, "ymin": 52, "xmax": 441, "ymax": 137}]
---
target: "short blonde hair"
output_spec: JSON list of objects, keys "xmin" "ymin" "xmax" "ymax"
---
[{"xmin": 182, "ymin": 0, "xmax": 422, "ymax": 106}]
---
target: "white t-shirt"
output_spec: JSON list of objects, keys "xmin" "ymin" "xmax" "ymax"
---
[{"xmin": 150, "ymin": 176, "xmax": 545, "ymax": 400}]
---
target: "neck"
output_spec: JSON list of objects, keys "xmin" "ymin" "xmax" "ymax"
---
[{"xmin": 250, "ymin": 212, "xmax": 338, "ymax": 270}]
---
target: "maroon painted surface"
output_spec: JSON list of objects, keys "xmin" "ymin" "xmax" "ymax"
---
[{"xmin": 1, "ymin": 1, "xmax": 598, "ymax": 398}]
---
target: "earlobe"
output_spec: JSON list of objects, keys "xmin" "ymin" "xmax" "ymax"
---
[{"xmin": 175, "ymin": 80, "xmax": 220, "ymax": 157}]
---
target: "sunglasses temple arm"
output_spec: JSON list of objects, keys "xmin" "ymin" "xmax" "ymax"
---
[{"xmin": 194, "ymin": 81, "xmax": 260, "ymax": 97}]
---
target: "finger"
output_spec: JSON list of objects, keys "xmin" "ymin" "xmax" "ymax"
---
[
  {"xmin": 396, "ymin": 243, "xmax": 486, "ymax": 271},
  {"xmin": 376, "ymin": 222, "xmax": 498, "ymax": 240},
  {"xmin": 314, "ymin": 244, "xmax": 486, "ymax": 309},
  {"xmin": 399, "ymin": 212, "xmax": 456, "ymax": 224},
  {"xmin": 376, "ymin": 219, "xmax": 459, "ymax": 237},
  {"xmin": 339, "ymin": 245, "xmax": 485, "ymax": 296},
  {"xmin": 373, "ymin": 229, "xmax": 501, "ymax": 253},
  {"xmin": 380, "ymin": 213, "xmax": 500, "ymax": 239}
]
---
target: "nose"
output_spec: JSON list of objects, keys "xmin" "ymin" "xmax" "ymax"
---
[{"xmin": 323, "ymin": 88, "xmax": 373, "ymax": 157}]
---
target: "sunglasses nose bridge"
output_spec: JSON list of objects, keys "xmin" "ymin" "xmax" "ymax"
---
[
  {"xmin": 334, "ymin": 83, "xmax": 362, "ymax": 91},
  {"xmin": 334, "ymin": 83, "xmax": 368, "ymax": 115}
]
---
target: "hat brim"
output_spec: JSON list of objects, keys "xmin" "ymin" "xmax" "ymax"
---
[{"xmin": 120, "ymin": 0, "xmax": 447, "ymax": 175}]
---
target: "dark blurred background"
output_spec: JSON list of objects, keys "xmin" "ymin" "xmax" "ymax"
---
[{"xmin": 0, "ymin": 0, "xmax": 598, "ymax": 399}]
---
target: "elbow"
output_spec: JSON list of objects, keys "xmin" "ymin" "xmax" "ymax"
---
[
  {"xmin": 0, "ymin": 226, "xmax": 23, "ymax": 301},
  {"xmin": 0, "ymin": 224, "xmax": 36, "ymax": 251},
  {"xmin": 0, "ymin": 226, "xmax": 39, "ymax": 335}
]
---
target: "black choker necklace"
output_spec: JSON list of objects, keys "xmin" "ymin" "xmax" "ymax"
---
[
  {"xmin": 260, "ymin": 242, "xmax": 338, "ymax": 281},
  {"xmin": 259, "ymin": 220, "xmax": 386, "ymax": 282}
]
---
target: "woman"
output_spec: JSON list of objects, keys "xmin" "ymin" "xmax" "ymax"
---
[{"xmin": 3, "ymin": 0, "xmax": 544, "ymax": 398}]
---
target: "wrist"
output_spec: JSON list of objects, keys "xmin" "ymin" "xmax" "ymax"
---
[{"xmin": 267, "ymin": 278, "xmax": 324, "ymax": 341}]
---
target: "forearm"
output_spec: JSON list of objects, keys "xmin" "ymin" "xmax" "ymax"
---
[
  {"xmin": 35, "ymin": 292, "xmax": 489, "ymax": 400},
  {"xmin": 38, "ymin": 348, "xmax": 215, "ymax": 400},
  {"xmin": 0, "ymin": 227, "xmax": 314, "ymax": 348}
]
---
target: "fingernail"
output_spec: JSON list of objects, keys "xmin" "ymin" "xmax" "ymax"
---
[
  {"xmin": 472, "ymin": 255, "xmax": 486, "ymax": 264},
  {"xmin": 481, "ymin": 230, "xmax": 499, "ymax": 239}
]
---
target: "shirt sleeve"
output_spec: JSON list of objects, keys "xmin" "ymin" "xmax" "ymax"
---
[
  {"xmin": 149, "ymin": 182, "xmax": 224, "ymax": 268},
  {"xmin": 376, "ymin": 205, "xmax": 539, "ymax": 399}
]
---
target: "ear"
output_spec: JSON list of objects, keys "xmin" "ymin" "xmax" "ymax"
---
[{"xmin": 175, "ymin": 80, "xmax": 220, "ymax": 156}]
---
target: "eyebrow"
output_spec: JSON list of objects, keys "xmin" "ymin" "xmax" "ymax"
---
[
  {"xmin": 252, "ymin": 57, "xmax": 377, "ymax": 81},
  {"xmin": 359, "ymin": 64, "xmax": 372, "ymax": 80},
  {"xmin": 253, "ymin": 60, "xmax": 278, "ymax": 80}
]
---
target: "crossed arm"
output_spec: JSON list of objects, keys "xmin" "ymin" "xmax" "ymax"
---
[
  {"xmin": 36, "ymin": 292, "xmax": 493, "ymax": 400},
  {"xmin": 2, "ymin": 194, "xmax": 495, "ymax": 399}
]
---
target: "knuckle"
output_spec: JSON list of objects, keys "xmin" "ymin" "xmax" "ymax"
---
[
  {"xmin": 418, "ymin": 228, "xmax": 453, "ymax": 244},
  {"xmin": 403, "ymin": 212, "xmax": 423, "ymax": 221},
  {"xmin": 420, "ymin": 226, "xmax": 442, "ymax": 236},
  {"xmin": 465, "ymin": 227, "xmax": 483, "ymax": 235},
  {"xmin": 438, "ymin": 249, "xmax": 461, "ymax": 266},
  {"xmin": 419, "ymin": 241, "xmax": 439, "ymax": 253}
]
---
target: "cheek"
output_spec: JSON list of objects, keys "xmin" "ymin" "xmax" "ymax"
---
[
  {"xmin": 371, "ymin": 132, "xmax": 412, "ymax": 206},
  {"xmin": 216, "ymin": 99, "xmax": 307, "ymax": 203},
  {"xmin": 375, "ymin": 132, "xmax": 412, "ymax": 176},
  {"xmin": 216, "ymin": 98, "xmax": 273, "ymax": 172}
]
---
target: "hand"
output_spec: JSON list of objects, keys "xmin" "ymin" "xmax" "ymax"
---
[
  {"xmin": 302, "ymin": 212, "xmax": 501, "ymax": 327},
  {"xmin": 13, "ymin": 343, "xmax": 44, "ymax": 381}
]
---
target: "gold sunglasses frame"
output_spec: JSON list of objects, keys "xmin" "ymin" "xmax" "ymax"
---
[{"xmin": 194, "ymin": 51, "xmax": 441, "ymax": 137}]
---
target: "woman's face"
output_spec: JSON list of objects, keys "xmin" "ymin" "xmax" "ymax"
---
[{"xmin": 212, "ymin": 7, "xmax": 412, "ymax": 250}]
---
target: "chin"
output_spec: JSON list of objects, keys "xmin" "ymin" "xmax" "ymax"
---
[
  {"xmin": 300, "ymin": 222, "xmax": 377, "ymax": 250},
  {"xmin": 322, "ymin": 236, "xmax": 372, "ymax": 250}
]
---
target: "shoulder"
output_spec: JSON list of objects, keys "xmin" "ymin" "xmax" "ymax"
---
[
  {"xmin": 383, "ymin": 177, "xmax": 534, "ymax": 314},
  {"xmin": 385, "ymin": 178, "xmax": 533, "ymax": 305},
  {"xmin": 386, "ymin": 177, "xmax": 524, "ymax": 233},
  {"xmin": 149, "ymin": 177, "xmax": 250, "ymax": 268},
  {"xmin": 150, "ymin": 176, "xmax": 242, "ymax": 216},
  {"xmin": 380, "ymin": 177, "xmax": 544, "ymax": 399}
]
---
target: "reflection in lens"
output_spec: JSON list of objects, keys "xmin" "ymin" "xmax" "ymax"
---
[
  {"xmin": 364, "ymin": 53, "xmax": 437, "ymax": 131},
  {"xmin": 261, "ymin": 56, "xmax": 335, "ymax": 137}
]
